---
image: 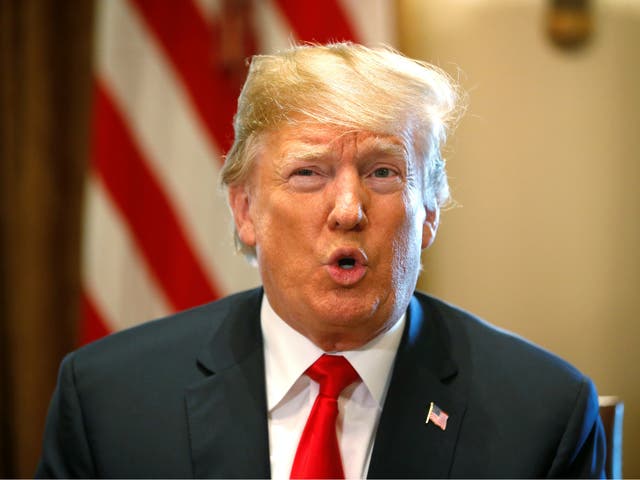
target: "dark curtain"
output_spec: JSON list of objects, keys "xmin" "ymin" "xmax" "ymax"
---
[{"xmin": 0, "ymin": 0, "xmax": 94, "ymax": 476}]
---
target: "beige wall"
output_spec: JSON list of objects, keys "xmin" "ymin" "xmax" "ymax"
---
[{"xmin": 401, "ymin": 0, "xmax": 640, "ymax": 476}]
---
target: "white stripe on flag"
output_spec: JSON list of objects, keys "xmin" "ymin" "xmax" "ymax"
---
[
  {"xmin": 83, "ymin": 176, "xmax": 172, "ymax": 331},
  {"xmin": 253, "ymin": 0, "xmax": 298, "ymax": 53},
  {"xmin": 339, "ymin": 0, "xmax": 396, "ymax": 45},
  {"xmin": 192, "ymin": 0, "xmax": 222, "ymax": 24}
]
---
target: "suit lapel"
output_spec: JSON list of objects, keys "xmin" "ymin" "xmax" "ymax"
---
[
  {"xmin": 185, "ymin": 289, "xmax": 271, "ymax": 478},
  {"xmin": 368, "ymin": 294, "xmax": 469, "ymax": 479}
]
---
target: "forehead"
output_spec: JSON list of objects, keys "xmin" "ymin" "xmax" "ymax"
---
[{"xmin": 262, "ymin": 123, "xmax": 409, "ymax": 161}]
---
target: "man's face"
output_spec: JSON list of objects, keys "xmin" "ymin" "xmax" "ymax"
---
[{"xmin": 229, "ymin": 123, "xmax": 438, "ymax": 351}]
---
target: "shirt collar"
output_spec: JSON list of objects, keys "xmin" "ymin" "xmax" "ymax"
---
[{"xmin": 261, "ymin": 293, "xmax": 405, "ymax": 411}]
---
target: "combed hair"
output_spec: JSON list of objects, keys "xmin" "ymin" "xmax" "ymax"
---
[{"xmin": 220, "ymin": 42, "xmax": 466, "ymax": 258}]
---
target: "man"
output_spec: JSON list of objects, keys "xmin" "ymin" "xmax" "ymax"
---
[{"xmin": 37, "ymin": 43, "xmax": 605, "ymax": 478}]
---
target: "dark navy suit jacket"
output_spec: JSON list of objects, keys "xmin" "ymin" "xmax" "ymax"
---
[{"xmin": 36, "ymin": 288, "xmax": 605, "ymax": 478}]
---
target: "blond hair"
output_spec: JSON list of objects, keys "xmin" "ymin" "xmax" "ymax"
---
[{"xmin": 221, "ymin": 42, "xmax": 465, "ymax": 257}]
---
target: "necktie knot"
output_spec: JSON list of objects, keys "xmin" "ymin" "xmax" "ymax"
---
[{"xmin": 306, "ymin": 354, "xmax": 359, "ymax": 398}]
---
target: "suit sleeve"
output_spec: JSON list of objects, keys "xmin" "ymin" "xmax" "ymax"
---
[
  {"xmin": 547, "ymin": 377, "xmax": 606, "ymax": 479},
  {"xmin": 35, "ymin": 353, "xmax": 97, "ymax": 479}
]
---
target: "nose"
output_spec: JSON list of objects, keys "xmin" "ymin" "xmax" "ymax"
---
[{"xmin": 327, "ymin": 170, "xmax": 368, "ymax": 231}]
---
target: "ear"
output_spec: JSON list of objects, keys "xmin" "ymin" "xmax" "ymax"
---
[
  {"xmin": 228, "ymin": 184, "xmax": 256, "ymax": 247},
  {"xmin": 421, "ymin": 207, "xmax": 440, "ymax": 250}
]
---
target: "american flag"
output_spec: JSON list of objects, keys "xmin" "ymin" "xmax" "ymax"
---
[
  {"xmin": 426, "ymin": 402, "xmax": 449, "ymax": 431},
  {"xmin": 79, "ymin": 0, "xmax": 395, "ymax": 343}
]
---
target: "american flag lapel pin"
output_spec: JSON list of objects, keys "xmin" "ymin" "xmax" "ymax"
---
[{"xmin": 425, "ymin": 402, "xmax": 449, "ymax": 431}]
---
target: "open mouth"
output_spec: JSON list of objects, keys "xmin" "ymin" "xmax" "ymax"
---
[
  {"xmin": 338, "ymin": 257, "xmax": 356, "ymax": 269},
  {"xmin": 326, "ymin": 249, "xmax": 368, "ymax": 286}
]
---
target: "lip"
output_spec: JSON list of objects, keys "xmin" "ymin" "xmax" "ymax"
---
[{"xmin": 325, "ymin": 247, "xmax": 368, "ymax": 286}]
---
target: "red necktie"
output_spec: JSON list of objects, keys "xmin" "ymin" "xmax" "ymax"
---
[{"xmin": 290, "ymin": 354, "xmax": 359, "ymax": 479}]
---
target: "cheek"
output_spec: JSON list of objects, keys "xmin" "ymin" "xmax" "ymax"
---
[
  {"xmin": 252, "ymin": 195, "xmax": 315, "ymax": 251},
  {"xmin": 390, "ymin": 225, "xmax": 421, "ymax": 273},
  {"xmin": 387, "ymin": 198, "xmax": 425, "ymax": 282}
]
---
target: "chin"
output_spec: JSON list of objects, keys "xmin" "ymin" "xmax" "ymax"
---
[{"xmin": 314, "ymin": 290, "xmax": 387, "ymax": 324}]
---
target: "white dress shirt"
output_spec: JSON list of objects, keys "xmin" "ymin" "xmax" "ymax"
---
[{"xmin": 261, "ymin": 294, "xmax": 405, "ymax": 479}]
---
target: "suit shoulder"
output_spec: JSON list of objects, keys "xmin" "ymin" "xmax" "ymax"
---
[
  {"xmin": 72, "ymin": 288, "xmax": 262, "ymax": 372},
  {"xmin": 412, "ymin": 292, "xmax": 604, "ymax": 477},
  {"xmin": 414, "ymin": 291, "xmax": 586, "ymax": 385}
]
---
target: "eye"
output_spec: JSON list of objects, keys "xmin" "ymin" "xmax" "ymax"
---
[
  {"xmin": 293, "ymin": 168, "xmax": 315, "ymax": 176},
  {"xmin": 373, "ymin": 167, "xmax": 392, "ymax": 178},
  {"xmin": 370, "ymin": 166, "xmax": 401, "ymax": 179},
  {"xmin": 287, "ymin": 166, "xmax": 327, "ymax": 192},
  {"xmin": 365, "ymin": 164, "xmax": 403, "ymax": 193}
]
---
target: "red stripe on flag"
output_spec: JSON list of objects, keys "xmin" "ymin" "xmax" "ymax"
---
[
  {"xmin": 274, "ymin": 0, "xmax": 358, "ymax": 43},
  {"xmin": 91, "ymin": 80, "xmax": 220, "ymax": 311},
  {"xmin": 78, "ymin": 290, "xmax": 112, "ymax": 345},
  {"xmin": 130, "ymin": 0, "xmax": 246, "ymax": 155}
]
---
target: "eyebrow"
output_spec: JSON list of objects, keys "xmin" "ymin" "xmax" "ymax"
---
[
  {"xmin": 281, "ymin": 143, "xmax": 332, "ymax": 162},
  {"xmin": 281, "ymin": 136, "xmax": 407, "ymax": 163},
  {"xmin": 359, "ymin": 137, "xmax": 407, "ymax": 160}
]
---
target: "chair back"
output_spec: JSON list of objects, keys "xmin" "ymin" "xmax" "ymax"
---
[{"xmin": 599, "ymin": 396, "xmax": 624, "ymax": 479}]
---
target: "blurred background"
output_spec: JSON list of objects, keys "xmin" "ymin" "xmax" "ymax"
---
[{"xmin": 1, "ymin": 0, "xmax": 638, "ymax": 477}]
